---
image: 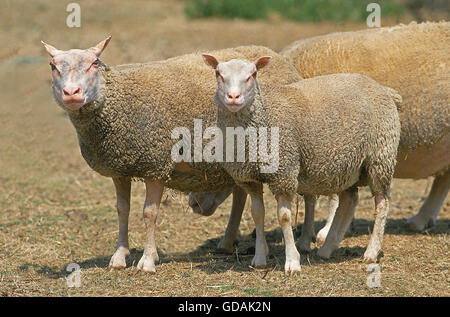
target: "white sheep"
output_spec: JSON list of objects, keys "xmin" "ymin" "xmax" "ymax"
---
[{"xmin": 202, "ymin": 54, "xmax": 401, "ymax": 271}]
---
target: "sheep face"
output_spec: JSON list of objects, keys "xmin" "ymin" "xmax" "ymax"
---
[
  {"xmin": 41, "ymin": 36, "xmax": 111, "ymax": 111},
  {"xmin": 188, "ymin": 189, "xmax": 232, "ymax": 216},
  {"xmin": 202, "ymin": 54, "xmax": 271, "ymax": 113}
]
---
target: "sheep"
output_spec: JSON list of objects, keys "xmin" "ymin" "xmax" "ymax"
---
[
  {"xmin": 191, "ymin": 21, "xmax": 449, "ymax": 253},
  {"xmin": 41, "ymin": 37, "xmax": 302, "ymax": 272},
  {"xmin": 201, "ymin": 54, "xmax": 401, "ymax": 271},
  {"xmin": 281, "ymin": 21, "xmax": 450, "ymax": 238}
]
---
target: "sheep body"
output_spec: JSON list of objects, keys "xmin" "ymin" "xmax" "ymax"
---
[{"xmin": 218, "ymin": 74, "xmax": 400, "ymax": 197}]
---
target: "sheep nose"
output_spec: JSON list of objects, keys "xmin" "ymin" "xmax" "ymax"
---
[
  {"xmin": 63, "ymin": 86, "xmax": 81, "ymax": 96},
  {"xmin": 227, "ymin": 92, "xmax": 241, "ymax": 100}
]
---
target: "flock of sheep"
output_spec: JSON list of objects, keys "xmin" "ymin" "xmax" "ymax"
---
[{"xmin": 41, "ymin": 21, "xmax": 449, "ymax": 274}]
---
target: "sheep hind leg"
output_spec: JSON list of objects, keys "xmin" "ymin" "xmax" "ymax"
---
[
  {"xmin": 277, "ymin": 194, "xmax": 301, "ymax": 274},
  {"xmin": 317, "ymin": 187, "xmax": 358, "ymax": 259},
  {"xmin": 109, "ymin": 177, "xmax": 131, "ymax": 269},
  {"xmin": 407, "ymin": 171, "xmax": 449, "ymax": 232},
  {"xmin": 137, "ymin": 179, "xmax": 164, "ymax": 273},
  {"xmin": 298, "ymin": 194, "xmax": 316, "ymax": 252},
  {"xmin": 363, "ymin": 194, "xmax": 389, "ymax": 263},
  {"xmin": 316, "ymin": 194, "xmax": 339, "ymax": 244}
]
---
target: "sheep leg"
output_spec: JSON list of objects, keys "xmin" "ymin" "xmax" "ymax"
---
[
  {"xmin": 277, "ymin": 194, "xmax": 301, "ymax": 274},
  {"xmin": 137, "ymin": 179, "xmax": 164, "ymax": 272},
  {"xmin": 298, "ymin": 194, "xmax": 316, "ymax": 252},
  {"xmin": 317, "ymin": 188, "xmax": 358, "ymax": 259},
  {"xmin": 363, "ymin": 194, "xmax": 389, "ymax": 263},
  {"xmin": 109, "ymin": 177, "xmax": 132, "ymax": 269},
  {"xmin": 218, "ymin": 185, "xmax": 247, "ymax": 253},
  {"xmin": 316, "ymin": 194, "xmax": 339, "ymax": 244},
  {"xmin": 407, "ymin": 172, "xmax": 449, "ymax": 232},
  {"xmin": 249, "ymin": 188, "xmax": 268, "ymax": 268}
]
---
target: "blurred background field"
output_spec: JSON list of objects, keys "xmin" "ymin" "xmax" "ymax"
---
[
  {"xmin": 185, "ymin": 0, "xmax": 449, "ymax": 22},
  {"xmin": 0, "ymin": 0, "xmax": 448, "ymax": 297}
]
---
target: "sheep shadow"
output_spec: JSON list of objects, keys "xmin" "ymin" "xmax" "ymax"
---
[
  {"xmin": 19, "ymin": 217, "xmax": 448, "ymax": 276},
  {"xmin": 173, "ymin": 216, "xmax": 449, "ymax": 273}
]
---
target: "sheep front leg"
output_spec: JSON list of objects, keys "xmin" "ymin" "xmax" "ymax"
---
[
  {"xmin": 218, "ymin": 186, "xmax": 247, "ymax": 253},
  {"xmin": 298, "ymin": 194, "xmax": 316, "ymax": 252},
  {"xmin": 109, "ymin": 177, "xmax": 131, "ymax": 269},
  {"xmin": 407, "ymin": 172, "xmax": 449, "ymax": 231},
  {"xmin": 137, "ymin": 179, "xmax": 164, "ymax": 272},
  {"xmin": 249, "ymin": 191, "xmax": 268, "ymax": 268},
  {"xmin": 277, "ymin": 194, "xmax": 301, "ymax": 274}
]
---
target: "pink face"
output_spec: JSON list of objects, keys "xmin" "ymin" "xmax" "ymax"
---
[
  {"xmin": 202, "ymin": 54, "xmax": 272, "ymax": 113},
  {"xmin": 42, "ymin": 36, "xmax": 111, "ymax": 111}
]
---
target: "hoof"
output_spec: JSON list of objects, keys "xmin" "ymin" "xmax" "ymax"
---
[
  {"xmin": 217, "ymin": 239, "xmax": 235, "ymax": 254},
  {"xmin": 137, "ymin": 254, "xmax": 158, "ymax": 273},
  {"xmin": 108, "ymin": 247, "xmax": 129, "ymax": 269},
  {"xmin": 317, "ymin": 246, "xmax": 334, "ymax": 259},
  {"xmin": 316, "ymin": 228, "xmax": 329, "ymax": 245},
  {"xmin": 251, "ymin": 255, "xmax": 267, "ymax": 268},
  {"xmin": 406, "ymin": 215, "xmax": 435, "ymax": 232},
  {"xmin": 298, "ymin": 239, "xmax": 312, "ymax": 253},
  {"xmin": 363, "ymin": 249, "xmax": 379, "ymax": 264},
  {"xmin": 284, "ymin": 259, "xmax": 301, "ymax": 275}
]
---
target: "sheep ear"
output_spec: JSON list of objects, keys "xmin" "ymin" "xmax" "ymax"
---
[
  {"xmin": 202, "ymin": 54, "xmax": 219, "ymax": 69},
  {"xmin": 88, "ymin": 36, "xmax": 112, "ymax": 57},
  {"xmin": 41, "ymin": 41, "xmax": 63, "ymax": 57},
  {"xmin": 254, "ymin": 56, "xmax": 272, "ymax": 71}
]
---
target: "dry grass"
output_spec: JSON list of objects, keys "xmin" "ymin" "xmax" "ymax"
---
[{"xmin": 0, "ymin": 0, "xmax": 448, "ymax": 297}]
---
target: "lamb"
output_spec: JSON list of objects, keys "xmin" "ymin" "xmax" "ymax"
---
[
  {"xmin": 201, "ymin": 54, "xmax": 401, "ymax": 272},
  {"xmin": 41, "ymin": 37, "xmax": 302, "ymax": 272},
  {"xmin": 191, "ymin": 21, "xmax": 449, "ymax": 253}
]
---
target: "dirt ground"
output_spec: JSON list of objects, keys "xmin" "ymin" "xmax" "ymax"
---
[{"xmin": 0, "ymin": 0, "xmax": 448, "ymax": 297}]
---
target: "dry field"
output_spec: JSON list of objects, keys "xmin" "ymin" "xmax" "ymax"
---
[{"xmin": 0, "ymin": 0, "xmax": 448, "ymax": 297}]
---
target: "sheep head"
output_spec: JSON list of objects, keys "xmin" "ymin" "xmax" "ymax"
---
[
  {"xmin": 188, "ymin": 189, "xmax": 232, "ymax": 216},
  {"xmin": 41, "ymin": 36, "xmax": 111, "ymax": 111},
  {"xmin": 202, "ymin": 54, "xmax": 271, "ymax": 113}
]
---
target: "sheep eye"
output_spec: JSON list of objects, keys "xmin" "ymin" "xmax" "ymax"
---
[
  {"xmin": 49, "ymin": 62, "xmax": 56, "ymax": 71},
  {"xmin": 87, "ymin": 59, "xmax": 100, "ymax": 72},
  {"xmin": 247, "ymin": 72, "xmax": 256, "ymax": 82}
]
